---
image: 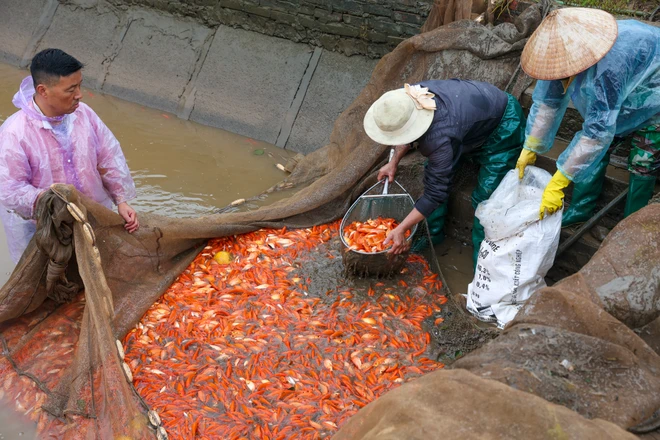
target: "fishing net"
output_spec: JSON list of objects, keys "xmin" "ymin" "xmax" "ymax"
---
[
  {"xmin": 421, "ymin": 0, "xmax": 474, "ymax": 33},
  {"xmin": 333, "ymin": 369, "xmax": 638, "ymax": 440},
  {"xmin": 339, "ymin": 180, "xmax": 418, "ymax": 277},
  {"xmin": 0, "ymin": 5, "xmax": 544, "ymax": 439}
]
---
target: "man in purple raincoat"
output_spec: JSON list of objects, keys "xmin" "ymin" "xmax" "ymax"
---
[{"xmin": 0, "ymin": 49, "xmax": 138, "ymax": 263}]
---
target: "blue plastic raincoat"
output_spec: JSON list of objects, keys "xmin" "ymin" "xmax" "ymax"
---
[{"xmin": 524, "ymin": 20, "xmax": 660, "ymax": 183}]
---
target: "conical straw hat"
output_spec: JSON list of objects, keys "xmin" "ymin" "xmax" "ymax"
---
[{"xmin": 521, "ymin": 8, "xmax": 618, "ymax": 81}]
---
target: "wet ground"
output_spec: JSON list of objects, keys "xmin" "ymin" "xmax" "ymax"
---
[
  {"xmin": 434, "ymin": 238, "xmax": 474, "ymax": 296},
  {"xmin": 0, "ymin": 62, "xmax": 294, "ymax": 285}
]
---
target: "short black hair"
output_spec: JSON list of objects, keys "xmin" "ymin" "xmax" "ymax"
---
[{"xmin": 30, "ymin": 49, "xmax": 84, "ymax": 88}]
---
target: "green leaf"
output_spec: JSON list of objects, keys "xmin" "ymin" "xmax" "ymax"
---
[{"xmin": 253, "ymin": 149, "xmax": 265, "ymax": 156}]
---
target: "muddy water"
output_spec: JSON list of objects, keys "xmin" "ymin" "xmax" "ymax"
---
[
  {"xmin": 0, "ymin": 62, "xmax": 294, "ymax": 285},
  {"xmin": 434, "ymin": 238, "xmax": 474, "ymax": 295},
  {"xmin": 0, "ymin": 402, "xmax": 36, "ymax": 439},
  {"xmin": 0, "ymin": 230, "xmax": 11, "ymax": 286}
]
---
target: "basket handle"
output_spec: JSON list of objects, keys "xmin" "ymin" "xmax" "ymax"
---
[{"xmin": 383, "ymin": 148, "xmax": 395, "ymax": 195}]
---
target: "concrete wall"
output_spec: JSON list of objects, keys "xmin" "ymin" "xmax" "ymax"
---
[
  {"xmin": 0, "ymin": 0, "xmax": 379, "ymax": 154},
  {"xmin": 105, "ymin": 0, "xmax": 434, "ymax": 58}
]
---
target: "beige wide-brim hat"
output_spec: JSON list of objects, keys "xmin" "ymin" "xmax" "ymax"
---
[
  {"xmin": 521, "ymin": 8, "xmax": 618, "ymax": 81},
  {"xmin": 363, "ymin": 87, "xmax": 435, "ymax": 146}
]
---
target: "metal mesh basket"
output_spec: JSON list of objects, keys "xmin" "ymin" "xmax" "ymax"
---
[{"xmin": 340, "ymin": 180, "xmax": 418, "ymax": 276}]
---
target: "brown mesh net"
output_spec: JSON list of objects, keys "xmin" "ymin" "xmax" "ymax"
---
[
  {"xmin": 0, "ymin": 6, "xmax": 545, "ymax": 438},
  {"xmin": 421, "ymin": 0, "xmax": 474, "ymax": 33}
]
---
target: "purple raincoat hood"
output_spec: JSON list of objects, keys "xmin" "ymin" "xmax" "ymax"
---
[{"xmin": 13, "ymin": 76, "xmax": 66, "ymax": 123}]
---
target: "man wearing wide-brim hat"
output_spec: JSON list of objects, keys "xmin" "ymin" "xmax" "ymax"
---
[
  {"xmin": 515, "ymin": 8, "xmax": 660, "ymax": 224},
  {"xmin": 363, "ymin": 79, "xmax": 526, "ymax": 264}
]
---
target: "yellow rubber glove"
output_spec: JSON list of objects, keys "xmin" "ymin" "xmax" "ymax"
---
[
  {"xmin": 515, "ymin": 149, "xmax": 537, "ymax": 179},
  {"xmin": 540, "ymin": 170, "xmax": 571, "ymax": 219}
]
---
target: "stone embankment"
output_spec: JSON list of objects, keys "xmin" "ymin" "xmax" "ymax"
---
[
  {"xmin": 107, "ymin": 0, "xmax": 434, "ymax": 58},
  {"xmin": 1, "ymin": 0, "xmax": 436, "ymax": 153}
]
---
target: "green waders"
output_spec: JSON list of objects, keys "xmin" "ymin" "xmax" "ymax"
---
[
  {"xmin": 561, "ymin": 147, "xmax": 613, "ymax": 227},
  {"xmin": 625, "ymin": 123, "xmax": 659, "ymax": 216},
  {"xmin": 425, "ymin": 94, "xmax": 526, "ymax": 266},
  {"xmin": 561, "ymin": 123, "xmax": 659, "ymax": 226}
]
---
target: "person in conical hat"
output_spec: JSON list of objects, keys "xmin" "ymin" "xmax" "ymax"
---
[
  {"xmin": 364, "ymin": 79, "xmax": 526, "ymax": 264},
  {"xmin": 515, "ymin": 8, "xmax": 660, "ymax": 224}
]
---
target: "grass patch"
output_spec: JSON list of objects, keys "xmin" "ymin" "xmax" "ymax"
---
[
  {"xmin": 491, "ymin": 0, "xmax": 653, "ymax": 18},
  {"xmin": 561, "ymin": 0, "xmax": 635, "ymax": 13}
]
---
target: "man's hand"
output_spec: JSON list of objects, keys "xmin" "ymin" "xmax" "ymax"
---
[
  {"xmin": 378, "ymin": 162, "xmax": 397, "ymax": 183},
  {"xmin": 384, "ymin": 208, "xmax": 423, "ymax": 255},
  {"xmin": 118, "ymin": 202, "xmax": 139, "ymax": 233},
  {"xmin": 378, "ymin": 144, "xmax": 409, "ymax": 183},
  {"xmin": 384, "ymin": 226, "xmax": 410, "ymax": 255}
]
